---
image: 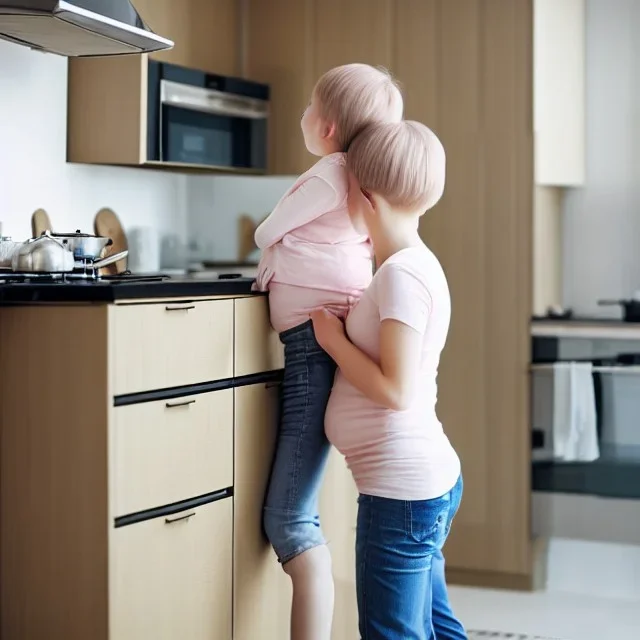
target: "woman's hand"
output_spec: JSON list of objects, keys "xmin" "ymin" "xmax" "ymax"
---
[{"xmin": 310, "ymin": 308, "xmax": 345, "ymax": 354}]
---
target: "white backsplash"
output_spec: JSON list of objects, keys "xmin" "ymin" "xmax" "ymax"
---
[
  {"xmin": 0, "ymin": 40, "xmax": 188, "ymax": 243},
  {"xmin": 187, "ymin": 174, "xmax": 296, "ymax": 262}
]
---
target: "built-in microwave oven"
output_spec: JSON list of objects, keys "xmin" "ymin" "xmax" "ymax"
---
[{"xmin": 146, "ymin": 60, "xmax": 270, "ymax": 173}]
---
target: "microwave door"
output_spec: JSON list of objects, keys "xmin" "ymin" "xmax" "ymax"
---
[{"xmin": 159, "ymin": 80, "xmax": 268, "ymax": 167}]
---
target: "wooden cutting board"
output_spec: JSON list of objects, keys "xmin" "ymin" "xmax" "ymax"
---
[
  {"xmin": 238, "ymin": 213, "xmax": 268, "ymax": 262},
  {"xmin": 31, "ymin": 208, "xmax": 52, "ymax": 237},
  {"xmin": 94, "ymin": 207, "xmax": 128, "ymax": 275}
]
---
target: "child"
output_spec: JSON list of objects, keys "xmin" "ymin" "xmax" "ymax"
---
[
  {"xmin": 311, "ymin": 120, "xmax": 466, "ymax": 639},
  {"xmin": 254, "ymin": 63, "xmax": 403, "ymax": 640}
]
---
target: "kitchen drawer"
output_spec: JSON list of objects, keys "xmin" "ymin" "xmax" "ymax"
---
[
  {"xmin": 234, "ymin": 297, "xmax": 284, "ymax": 377},
  {"xmin": 111, "ymin": 389, "xmax": 233, "ymax": 517},
  {"xmin": 110, "ymin": 496, "xmax": 232, "ymax": 640},
  {"xmin": 110, "ymin": 299, "xmax": 233, "ymax": 395}
]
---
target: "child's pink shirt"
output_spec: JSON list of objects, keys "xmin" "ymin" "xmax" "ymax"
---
[{"xmin": 254, "ymin": 153, "xmax": 373, "ymax": 332}]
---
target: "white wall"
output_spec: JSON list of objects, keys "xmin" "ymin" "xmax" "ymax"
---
[
  {"xmin": 0, "ymin": 40, "xmax": 188, "ymax": 243},
  {"xmin": 562, "ymin": 0, "xmax": 640, "ymax": 316}
]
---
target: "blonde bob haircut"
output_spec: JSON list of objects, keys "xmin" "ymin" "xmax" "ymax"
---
[
  {"xmin": 347, "ymin": 120, "xmax": 446, "ymax": 213},
  {"xmin": 314, "ymin": 63, "xmax": 403, "ymax": 152}
]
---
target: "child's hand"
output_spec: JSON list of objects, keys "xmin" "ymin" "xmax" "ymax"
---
[{"xmin": 310, "ymin": 308, "xmax": 345, "ymax": 353}]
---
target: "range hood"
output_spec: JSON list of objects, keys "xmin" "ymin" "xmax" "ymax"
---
[{"xmin": 0, "ymin": 0, "xmax": 173, "ymax": 56}]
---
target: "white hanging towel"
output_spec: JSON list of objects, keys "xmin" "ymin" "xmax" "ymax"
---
[{"xmin": 552, "ymin": 362, "xmax": 600, "ymax": 462}]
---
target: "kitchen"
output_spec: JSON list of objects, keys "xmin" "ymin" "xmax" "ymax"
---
[{"xmin": 0, "ymin": 1, "xmax": 639, "ymax": 640}]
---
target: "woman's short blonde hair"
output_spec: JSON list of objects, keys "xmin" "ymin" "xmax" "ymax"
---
[
  {"xmin": 314, "ymin": 63, "xmax": 403, "ymax": 151},
  {"xmin": 347, "ymin": 121, "xmax": 446, "ymax": 212}
]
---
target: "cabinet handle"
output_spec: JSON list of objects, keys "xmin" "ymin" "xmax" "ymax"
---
[
  {"xmin": 165, "ymin": 399, "xmax": 196, "ymax": 409},
  {"xmin": 165, "ymin": 511, "xmax": 196, "ymax": 524},
  {"xmin": 165, "ymin": 304, "xmax": 196, "ymax": 312}
]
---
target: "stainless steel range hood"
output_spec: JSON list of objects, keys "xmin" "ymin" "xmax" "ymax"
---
[{"xmin": 0, "ymin": 1, "xmax": 173, "ymax": 56}]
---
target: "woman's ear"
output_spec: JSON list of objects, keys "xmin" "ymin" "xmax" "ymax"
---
[{"xmin": 361, "ymin": 188, "xmax": 377, "ymax": 216}]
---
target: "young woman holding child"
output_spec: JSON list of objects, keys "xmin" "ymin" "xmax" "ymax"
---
[
  {"xmin": 311, "ymin": 120, "xmax": 467, "ymax": 639},
  {"xmin": 255, "ymin": 60, "xmax": 466, "ymax": 639}
]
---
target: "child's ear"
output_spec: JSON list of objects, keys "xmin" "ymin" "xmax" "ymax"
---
[{"xmin": 323, "ymin": 122, "xmax": 336, "ymax": 140}]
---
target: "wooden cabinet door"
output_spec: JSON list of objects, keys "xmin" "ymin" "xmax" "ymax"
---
[
  {"xmin": 132, "ymin": 0, "xmax": 239, "ymax": 74},
  {"xmin": 233, "ymin": 383, "xmax": 292, "ymax": 640},
  {"xmin": 319, "ymin": 449, "xmax": 359, "ymax": 640},
  {"xmin": 110, "ymin": 497, "xmax": 233, "ymax": 640},
  {"xmin": 312, "ymin": 0, "xmax": 394, "ymax": 75},
  {"xmin": 234, "ymin": 297, "xmax": 284, "ymax": 377},
  {"xmin": 395, "ymin": 0, "xmax": 534, "ymax": 588},
  {"xmin": 246, "ymin": 0, "xmax": 316, "ymax": 175}
]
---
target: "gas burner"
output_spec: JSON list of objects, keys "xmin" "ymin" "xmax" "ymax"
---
[{"xmin": 0, "ymin": 270, "xmax": 171, "ymax": 284}]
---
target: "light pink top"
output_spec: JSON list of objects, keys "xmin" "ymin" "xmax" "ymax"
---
[
  {"xmin": 254, "ymin": 153, "xmax": 373, "ymax": 332},
  {"xmin": 325, "ymin": 247, "xmax": 461, "ymax": 501}
]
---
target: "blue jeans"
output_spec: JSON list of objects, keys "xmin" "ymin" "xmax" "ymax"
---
[
  {"xmin": 356, "ymin": 476, "xmax": 467, "ymax": 639},
  {"xmin": 263, "ymin": 320, "xmax": 337, "ymax": 564}
]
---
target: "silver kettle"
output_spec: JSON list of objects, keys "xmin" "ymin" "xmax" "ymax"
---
[{"xmin": 11, "ymin": 232, "xmax": 75, "ymax": 273}]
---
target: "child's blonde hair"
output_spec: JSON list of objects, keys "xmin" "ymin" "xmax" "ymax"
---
[
  {"xmin": 314, "ymin": 63, "xmax": 403, "ymax": 151},
  {"xmin": 347, "ymin": 121, "xmax": 446, "ymax": 212}
]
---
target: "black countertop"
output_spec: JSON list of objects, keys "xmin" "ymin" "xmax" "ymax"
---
[{"xmin": 0, "ymin": 276, "xmax": 260, "ymax": 304}]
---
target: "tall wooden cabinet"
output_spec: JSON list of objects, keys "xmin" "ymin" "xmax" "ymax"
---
[{"xmin": 246, "ymin": 0, "xmax": 534, "ymax": 589}]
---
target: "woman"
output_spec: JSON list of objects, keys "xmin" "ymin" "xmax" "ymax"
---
[{"xmin": 311, "ymin": 120, "xmax": 467, "ymax": 639}]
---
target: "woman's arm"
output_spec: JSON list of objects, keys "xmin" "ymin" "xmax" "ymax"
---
[
  {"xmin": 254, "ymin": 176, "xmax": 340, "ymax": 249},
  {"xmin": 312, "ymin": 311, "xmax": 422, "ymax": 411},
  {"xmin": 311, "ymin": 262, "xmax": 431, "ymax": 410}
]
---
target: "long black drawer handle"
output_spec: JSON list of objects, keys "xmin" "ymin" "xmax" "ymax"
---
[
  {"xmin": 165, "ymin": 511, "xmax": 196, "ymax": 524},
  {"xmin": 165, "ymin": 304, "xmax": 196, "ymax": 311},
  {"xmin": 165, "ymin": 399, "xmax": 196, "ymax": 409}
]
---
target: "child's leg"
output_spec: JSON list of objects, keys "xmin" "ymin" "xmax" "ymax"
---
[{"xmin": 263, "ymin": 320, "xmax": 336, "ymax": 640}]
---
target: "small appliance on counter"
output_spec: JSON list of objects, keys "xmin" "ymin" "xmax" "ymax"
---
[
  {"xmin": 598, "ymin": 296, "xmax": 640, "ymax": 322},
  {"xmin": 127, "ymin": 226, "xmax": 160, "ymax": 274}
]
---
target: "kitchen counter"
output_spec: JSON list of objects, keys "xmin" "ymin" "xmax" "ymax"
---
[
  {"xmin": 0, "ymin": 275, "xmax": 259, "ymax": 304},
  {"xmin": 531, "ymin": 316, "xmax": 640, "ymax": 340}
]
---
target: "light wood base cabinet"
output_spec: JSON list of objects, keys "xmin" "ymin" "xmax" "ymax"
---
[
  {"xmin": 110, "ymin": 498, "xmax": 233, "ymax": 640},
  {"xmin": 233, "ymin": 382, "xmax": 292, "ymax": 640}
]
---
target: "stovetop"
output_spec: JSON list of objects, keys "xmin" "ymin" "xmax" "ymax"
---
[
  {"xmin": 0, "ymin": 270, "xmax": 170, "ymax": 284},
  {"xmin": 0, "ymin": 271, "xmax": 258, "ymax": 304}
]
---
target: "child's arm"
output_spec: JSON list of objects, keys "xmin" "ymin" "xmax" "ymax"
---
[{"xmin": 254, "ymin": 176, "xmax": 340, "ymax": 249}]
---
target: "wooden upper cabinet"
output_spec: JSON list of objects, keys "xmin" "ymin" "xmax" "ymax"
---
[
  {"xmin": 67, "ymin": 0, "xmax": 239, "ymax": 170},
  {"xmin": 132, "ymin": 0, "xmax": 239, "ymax": 76}
]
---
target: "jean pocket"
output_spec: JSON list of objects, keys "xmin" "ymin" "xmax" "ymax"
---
[{"xmin": 408, "ymin": 497, "xmax": 451, "ymax": 545}]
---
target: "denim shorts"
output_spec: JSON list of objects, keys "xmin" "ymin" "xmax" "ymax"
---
[
  {"xmin": 356, "ymin": 476, "xmax": 467, "ymax": 639},
  {"xmin": 263, "ymin": 320, "xmax": 337, "ymax": 564}
]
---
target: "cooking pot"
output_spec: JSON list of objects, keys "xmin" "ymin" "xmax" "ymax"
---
[
  {"xmin": 12, "ymin": 232, "xmax": 128, "ymax": 273},
  {"xmin": 48, "ymin": 230, "xmax": 113, "ymax": 260},
  {"xmin": 598, "ymin": 299, "xmax": 640, "ymax": 323}
]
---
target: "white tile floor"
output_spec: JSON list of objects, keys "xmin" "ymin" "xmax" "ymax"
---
[{"xmin": 449, "ymin": 586, "xmax": 640, "ymax": 640}]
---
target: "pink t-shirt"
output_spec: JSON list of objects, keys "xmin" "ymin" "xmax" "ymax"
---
[
  {"xmin": 325, "ymin": 246, "xmax": 461, "ymax": 501},
  {"xmin": 254, "ymin": 153, "xmax": 373, "ymax": 332}
]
